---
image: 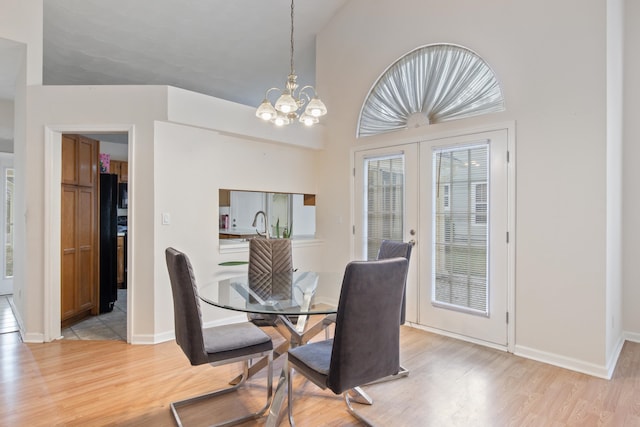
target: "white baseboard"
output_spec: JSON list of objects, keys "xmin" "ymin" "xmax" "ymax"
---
[
  {"xmin": 624, "ymin": 331, "xmax": 640, "ymax": 343},
  {"xmin": 514, "ymin": 344, "xmax": 613, "ymax": 379},
  {"xmin": 405, "ymin": 322, "xmax": 508, "ymax": 353},
  {"xmin": 407, "ymin": 323, "xmax": 627, "ymax": 380},
  {"xmin": 22, "ymin": 332, "xmax": 45, "ymax": 343}
]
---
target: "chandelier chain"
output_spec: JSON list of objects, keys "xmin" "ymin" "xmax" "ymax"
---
[{"xmin": 290, "ymin": 0, "xmax": 295, "ymax": 76}]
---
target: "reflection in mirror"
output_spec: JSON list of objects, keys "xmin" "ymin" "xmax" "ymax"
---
[{"xmin": 219, "ymin": 189, "xmax": 316, "ymax": 241}]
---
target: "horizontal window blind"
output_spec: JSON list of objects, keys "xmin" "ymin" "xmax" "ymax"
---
[
  {"xmin": 365, "ymin": 155, "xmax": 405, "ymax": 260},
  {"xmin": 432, "ymin": 144, "xmax": 489, "ymax": 314}
]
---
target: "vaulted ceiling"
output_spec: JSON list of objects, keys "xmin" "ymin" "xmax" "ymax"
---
[{"xmin": 41, "ymin": 0, "xmax": 348, "ymax": 108}]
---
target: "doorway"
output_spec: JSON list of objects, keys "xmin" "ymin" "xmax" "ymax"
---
[
  {"xmin": 354, "ymin": 126, "xmax": 515, "ymax": 350},
  {"xmin": 44, "ymin": 126, "xmax": 133, "ymax": 342}
]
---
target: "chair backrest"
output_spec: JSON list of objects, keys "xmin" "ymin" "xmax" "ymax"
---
[
  {"xmin": 249, "ymin": 238, "xmax": 293, "ymax": 276},
  {"xmin": 165, "ymin": 247, "xmax": 209, "ymax": 366},
  {"xmin": 327, "ymin": 257, "xmax": 409, "ymax": 394},
  {"xmin": 377, "ymin": 240, "xmax": 412, "ymax": 325}
]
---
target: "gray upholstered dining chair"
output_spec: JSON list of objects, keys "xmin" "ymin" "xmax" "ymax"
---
[
  {"xmin": 286, "ymin": 257, "xmax": 409, "ymax": 426},
  {"xmin": 165, "ymin": 247, "xmax": 274, "ymax": 427},
  {"xmin": 247, "ymin": 238, "xmax": 295, "ymax": 327},
  {"xmin": 324, "ymin": 239, "xmax": 413, "ymax": 338}
]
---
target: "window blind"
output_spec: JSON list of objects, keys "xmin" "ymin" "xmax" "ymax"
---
[
  {"xmin": 432, "ymin": 144, "xmax": 489, "ymax": 314},
  {"xmin": 365, "ymin": 155, "xmax": 405, "ymax": 260}
]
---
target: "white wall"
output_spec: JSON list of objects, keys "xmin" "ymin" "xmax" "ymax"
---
[
  {"xmin": 25, "ymin": 85, "xmax": 167, "ymax": 342},
  {"xmin": 23, "ymin": 83, "xmax": 325, "ymax": 343},
  {"xmin": 623, "ymin": 0, "xmax": 640, "ymax": 338},
  {"xmin": 317, "ymin": 0, "xmax": 613, "ymax": 372},
  {"xmin": 0, "ymin": 0, "xmax": 43, "ymax": 86},
  {"xmin": 1, "ymin": 0, "xmax": 43, "ymax": 338},
  {"xmin": 0, "ymin": 99, "xmax": 14, "ymax": 152},
  {"xmin": 153, "ymin": 120, "xmax": 324, "ymax": 337},
  {"xmin": 99, "ymin": 140, "xmax": 128, "ymax": 162},
  {"xmin": 605, "ymin": 0, "xmax": 625, "ymax": 371}
]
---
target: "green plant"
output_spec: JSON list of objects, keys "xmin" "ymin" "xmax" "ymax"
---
[{"xmin": 283, "ymin": 222, "xmax": 292, "ymax": 239}]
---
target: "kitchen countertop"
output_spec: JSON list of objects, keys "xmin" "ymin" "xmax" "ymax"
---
[{"xmin": 219, "ymin": 227, "xmax": 261, "ymax": 236}]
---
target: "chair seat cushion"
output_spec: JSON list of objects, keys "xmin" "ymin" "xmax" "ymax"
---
[
  {"xmin": 203, "ymin": 322, "xmax": 273, "ymax": 363},
  {"xmin": 288, "ymin": 339, "xmax": 334, "ymax": 389}
]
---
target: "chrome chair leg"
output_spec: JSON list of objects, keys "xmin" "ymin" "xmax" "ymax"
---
[
  {"xmin": 288, "ymin": 366, "xmax": 296, "ymax": 427},
  {"xmin": 170, "ymin": 353, "xmax": 273, "ymax": 427},
  {"xmin": 348, "ymin": 386, "xmax": 373, "ymax": 405},
  {"xmin": 344, "ymin": 391, "xmax": 375, "ymax": 426},
  {"xmin": 266, "ymin": 365, "xmax": 289, "ymax": 427}
]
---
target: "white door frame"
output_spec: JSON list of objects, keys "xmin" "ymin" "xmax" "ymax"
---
[
  {"xmin": 44, "ymin": 124, "xmax": 134, "ymax": 342},
  {"xmin": 351, "ymin": 122, "xmax": 516, "ymax": 352}
]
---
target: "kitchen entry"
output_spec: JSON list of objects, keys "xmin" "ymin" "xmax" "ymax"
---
[{"xmin": 353, "ymin": 128, "xmax": 514, "ymax": 349}]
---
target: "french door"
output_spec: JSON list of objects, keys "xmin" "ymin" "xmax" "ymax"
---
[
  {"xmin": 354, "ymin": 129, "xmax": 511, "ymax": 347},
  {"xmin": 354, "ymin": 144, "xmax": 419, "ymax": 323}
]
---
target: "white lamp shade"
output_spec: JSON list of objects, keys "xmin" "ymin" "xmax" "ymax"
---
[
  {"xmin": 256, "ymin": 99, "xmax": 277, "ymax": 121},
  {"xmin": 275, "ymin": 92, "xmax": 298, "ymax": 114},
  {"xmin": 305, "ymin": 97, "xmax": 327, "ymax": 117}
]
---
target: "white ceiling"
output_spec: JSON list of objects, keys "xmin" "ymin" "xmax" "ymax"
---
[{"xmin": 41, "ymin": 0, "xmax": 349, "ymax": 108}]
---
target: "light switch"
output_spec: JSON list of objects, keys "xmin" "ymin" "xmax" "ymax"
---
[{"xmin": 162, "ymin": 212, "xmax": 171, "ymax": 225}]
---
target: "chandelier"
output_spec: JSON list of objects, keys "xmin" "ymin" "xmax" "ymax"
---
[{"xmin": 255, "ymin": 0, "xmax": 327, "ymax": 127}]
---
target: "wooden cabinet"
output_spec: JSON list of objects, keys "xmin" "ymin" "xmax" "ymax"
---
[
  {"xmin": 110, "ymin": 160, "xmax": 128, "ymax": 183},
  {"xmin": 219, "ymin": 189, "xmax": 230, "ymax": 207},
  {"xmin": 117, "ymin": 236, "xmax": 125, "ymax": 287},
  {"xmin": 61, "ymin": 134, "xmax": 99, "ymax": 325}
]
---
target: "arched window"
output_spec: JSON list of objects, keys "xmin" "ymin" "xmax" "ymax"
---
[{"xmin": 357, "ymin": 44, "xmax": 505, "ymax": 138}]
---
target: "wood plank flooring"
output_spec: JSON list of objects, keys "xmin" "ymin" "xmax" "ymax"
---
[{"xmin": 2, "ymin": 326, "xmax": 640, "ymax": 426}]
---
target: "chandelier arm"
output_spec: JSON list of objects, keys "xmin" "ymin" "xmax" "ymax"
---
[
  {"xmin": 298, "ymin": 85, "xmax": 318, "ymax": 98},
  {"xmin": 264, "ymin": 87, "xmax": 282, "ymax": 101}
]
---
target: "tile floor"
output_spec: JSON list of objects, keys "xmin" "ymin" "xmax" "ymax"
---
[
  {"xmin": 0, "ymin": 294, "xmax": 19, "ymax": 334},
  {"xmin": 62, "ymin": 289, "xmax": 127, "ymax": 341}
]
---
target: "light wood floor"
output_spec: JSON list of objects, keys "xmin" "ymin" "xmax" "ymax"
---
[{"xmin": 2, "ymin": 326, "xmax": 640, "ymax": 426}]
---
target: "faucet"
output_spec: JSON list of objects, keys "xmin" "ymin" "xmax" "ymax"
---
[{"xmin": 251, "ymin": 210, "xmax": 270, "ymax": 239}]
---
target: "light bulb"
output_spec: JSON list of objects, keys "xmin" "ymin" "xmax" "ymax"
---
[{"xmin": 299, "ymin": 113, "xmax": 318, "ymax": 126}]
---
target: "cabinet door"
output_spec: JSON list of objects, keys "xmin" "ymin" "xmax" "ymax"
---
[
  {"xmin": 78, "ymin": 136, "xmax": 98, "ymax": 187},
  {"xmin": 61, "ymin": 135, "xmax": 78, "ymax": 185},
  {"xmin": 119, "ymin": 162, "xmax": 128, "ymax": 182},
  {"xmin": 111, "ymin": 160, "xmax": 121, "ymax": 178},
  {"xmin": 60, "ymin": 134, "xmax": 99, "ymax": 323},
  {"xmin": 77, "ymin": 187, "xmax": 96, "ymax": 311},
  {"xmin": 61, "ymin": 186, "xmax": 78, "ymax": 320}
]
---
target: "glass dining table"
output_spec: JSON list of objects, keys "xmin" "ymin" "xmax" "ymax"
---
[
  {"xmin": 199, "ymin": 271, "xmax": 341, "ymax": 375},
  {"xmin": 200, "ymin": 271, "xmax": 339, "ymax": 328}
]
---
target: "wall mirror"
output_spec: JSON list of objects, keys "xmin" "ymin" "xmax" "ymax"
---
[{"xmin": 219, "ymin": 189, "xmax": 316, "ymax": 241}]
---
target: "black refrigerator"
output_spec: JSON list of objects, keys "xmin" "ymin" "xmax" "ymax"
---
[{"xmin": 99, "ymin": 173, "xmax": 118, "ymax": 313}]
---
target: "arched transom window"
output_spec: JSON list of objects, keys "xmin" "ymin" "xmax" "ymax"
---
[{"xmin": 357, "ymin": 44, "xmax": 505, "ymax": 138}]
